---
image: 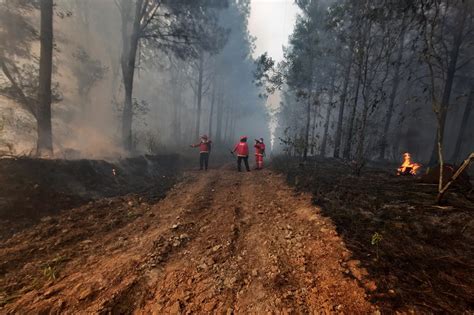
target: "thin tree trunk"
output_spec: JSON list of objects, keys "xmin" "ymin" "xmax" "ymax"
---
[
  {"xmin": 176, "ymin": 93, "xmax": 182, "ymax": 145},
  {"xmin": 208, "ymin": 82, "xmax": 215, "ymax": 138},
  {"xmin": 451, "ymin": 83, "xmax": 473, "ymax": 162},
  {"xmin": 171, "ymin": 73, "xmax": 179, "ymax": 142},
  {"xmin": 343, "ymin": 18, "xmax": 370, "ymax": 160},
  {"xmin": 223, "ymin": 103, "xmax": 230, "ymax": 144},
  {"xmin": 195, "ymin": 53, "xmax": 204, "ymax": 139},
  {"xmin": 310, "ymin": 100, "xmax": 318, "ymax": 155},
  {"xmin": 429, "ymin": 6, "xmax": 467, "ymax": 165},
  {"xmin": 292, "ymin": 130, "xmax": 298, "ymax": 157},
  {"xmin": 37, "ymin": 0, "xmax": 54, "ymax": 156},
  {"xmin": 355, "ymin": 34, "xmax": 372, "ymax": 166},
  {"xmin": 303, "ymin": 97, "xmax": 311, "ymax": 160},
  {"xmin": 333, "ymin": 40, "xmax": 354, "ymax": 158},
  {"xmin": 120, "ymin": 0, "xmax": 142, "ymax": 152},
  {"xmin": 321, "ymin": 74, "xmax": 336, "ymax": 156},
  {"xmin": 356, "ymin": 96, "xmax": 370, "ymax": 164},
  {"xmin": 391, "ymin": 60, "xmax": 420, "ymax": 160},
  {"xmin": 302, "ymin": 51, "xmax": 315, "ymax": 161},
  {"xmin": 379, "ymin": 19, "xmax": 406, "ymax": 160},
  {"xmin": 215, "ymin": 86, "xmax": 224, "ymax": 143},
  {"xmin": 343, "ymin": 66, "xmax": 361, "ymax": 159},
  {"xmin": 303, "ymin": 88, "xmax": 312, "ymax": 160},
  {"xmin": 230, "ymin": 110, "xmax": 236, "ymax": 144}
]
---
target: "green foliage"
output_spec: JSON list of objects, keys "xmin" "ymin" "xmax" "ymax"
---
[
  {"xmin": 371, "ymin": 232, "xmax": 383, "ymax": 246},
  {"xmin": 42, "ymin": 264, "xmax": 58, "ymax": 281},
  {"xmin": 253, "ymin": 52, "xmax": 283, "ymax": 97},
  {"xmin": 40, "ymin": 255, "xmax": 69, "ymax": 282},
  {"xmin": 371, "ymin": 232, "xmax": 383, "ymax": 260},
  {"xmin": 138, "ymin": 0, "xmax": 230, "ymax": 61}
]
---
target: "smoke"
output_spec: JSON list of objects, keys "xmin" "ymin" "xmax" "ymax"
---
[
  {"xmin": 0, "ymin": 0, "xmax": 272, "ymax": 159},
  {"xmin": 248, "ymin": 0, "xmax": 299, "ymax": 61}
]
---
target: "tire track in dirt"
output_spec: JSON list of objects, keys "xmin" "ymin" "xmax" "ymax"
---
[
  {"xmin": 229, "ymin": 171, "xmax": 319, "ymax": 313},
  {"xmin": 213, "ymin": 169, "xmax": 375, "ymax": 313},
  {"xmin": 98, "ymin": 171, "xmax": 222, "ymax": 314},
  {"xmin": 138, "ymin": 167, "xmax": 247, "ymax": 313}
]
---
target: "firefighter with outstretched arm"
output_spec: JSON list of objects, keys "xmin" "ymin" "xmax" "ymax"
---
[
  {"xmin": 233, "ymin": 136, "xmax": 250, "ymax": 172},
  {"xmin": 190, "ymin": 135, "xmax": 212, "ymax": 170},
  {"xmin": 254, "ymin": 138, "xmax": 266, "ymax": 170}
]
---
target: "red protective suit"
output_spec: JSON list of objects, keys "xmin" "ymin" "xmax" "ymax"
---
[
  {"xmin": 233, "ymin": 142, "xmax": 249, "ymax": 157},
  {"xmin": 254, "ymin": 142, "xmax": 266, "ymax": 169},
  {"xmin": 192, "ymin": 140, "xmax": 212, "ymax": 153}
]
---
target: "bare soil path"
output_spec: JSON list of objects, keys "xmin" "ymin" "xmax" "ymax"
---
[{"xmin": 1, "ymin": 166, "xmax": 377, "ymax": 314}]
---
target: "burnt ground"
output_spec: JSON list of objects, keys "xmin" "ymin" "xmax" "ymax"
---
[
  {"xmin": 0, "ymin": 155, "xmax": 181, "ymax": 240},
  {"xmin": 273, "ymin": 156, "xmax": 474, "ymax": 314},
  {"xmin": 0, "ymin": 164, "xmax": 377, "ymax": 313}
]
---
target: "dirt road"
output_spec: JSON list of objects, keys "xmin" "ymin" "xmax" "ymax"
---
[{"xmin": 1, "ymin": 166, "xmax": 377, "ymax": 313}]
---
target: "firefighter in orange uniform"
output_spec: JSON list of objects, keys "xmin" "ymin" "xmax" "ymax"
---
[
  {"xmin": 190, "ymin": 135, "xmax": 212, "ymax": 170},
  {"xmin": 254, "ymin": 138, "xmax": 266, "ymax": 170},
  {"xmin": 233, "ymin": 136, "xmax": 250, "ymax": 172}
]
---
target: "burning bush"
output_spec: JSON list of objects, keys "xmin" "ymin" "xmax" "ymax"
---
[{"xmin": 397, "ymin": 153, "xmax": 422, "ymax": 176}]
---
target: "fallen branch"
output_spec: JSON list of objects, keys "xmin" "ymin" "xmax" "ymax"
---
[{"xmin": 437, "ymin": 152, "xmax": 474, "ymax": 204}]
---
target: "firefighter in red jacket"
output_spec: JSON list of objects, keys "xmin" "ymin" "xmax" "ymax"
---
[
  {"xmin": 254, "ymin": 138, "xmax": 266, "ymax": 170},
  {"xmin": 233, "ymin": 136, "xmax": 250, "ymax": 172},
  {"xmin": 190, "ymin": 135, "xmax": 212, "ymax": 170}
]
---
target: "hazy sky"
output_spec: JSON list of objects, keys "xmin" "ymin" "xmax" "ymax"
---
[
  {"xmin": 248, "ymin": 0, "xmax": 299, "ymax": 147},
  {"xmin": 248, "ymin": 0, "xmax": 299, "ymax": 61}
]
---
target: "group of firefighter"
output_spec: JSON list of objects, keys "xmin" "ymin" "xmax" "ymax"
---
[{"xmin": 190, "ymin": 135, "xmax": 266, "ymax": 172}]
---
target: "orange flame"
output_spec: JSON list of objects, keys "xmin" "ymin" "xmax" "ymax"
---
[{"xmin": 397, "ymin": 152, "xmax": 421, "ymax": 175}]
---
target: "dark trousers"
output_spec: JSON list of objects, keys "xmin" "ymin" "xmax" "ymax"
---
[
  {"xmin": 237, "ymin": 156, "xmax": 250, "ymax": 172},
  {"xmin": 200, "ymin": 152, "xmax": 209, "ymax": 170}
]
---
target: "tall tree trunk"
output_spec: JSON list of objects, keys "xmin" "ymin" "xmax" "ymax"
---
[
  {"xmin": 303, "ymin": 95, "xmax": 312, "ymax": 160},
  {"xmin": 355, "ymin": 95, "xmax": 370, "ymax": 165},
  {"xmin": 208, "ymin": 82, "xmax": 215, "ymax": 138},
  {"xmin": 321, "ymin": 74, "xmax": 336, "ymax": 156},
  {"xmin": 343, "ymin": 19, "xmax": 369, "ymax": 160},
  {"xmin": 379, "ymin": 19, "xmax": 406, "ymax": 160},
  {"xmin": 176, "ymin": 94, "xmax": 182, "ymax": 145},
  {"xmin": 195, "ymin": 53, "xmax": 204, "ymax": 139},
  {"xmin": 215, "ymin": 89, "xmax": 224, "ymax": 143},
  {"xmin": 171, "ymin": 72, "xmax": 180, "ymax": 144},
  {"xmin": 342, "ymin": 66, "xmax": 361, "ymax": 159},
  {"xmin": 333, "ymin": 39, "xmax": 354, "ymax": 158},
  {"xmin": 230, "ymin": 111, "xmax": 236, "ymax": 144},
  {"xmin": 303, "ymin": 52, "xmax": 315, "ymax": 161},
  {"xmin": 428, "ymin": 6, "xmax": 467, "ymax": 165},
  {"xmin": 391, "ymin": 60, "xmax": 420, "ymax": 160},
  {"xmin": 310, "ymin": 99, "xmax": 318, "ymax": 155},
  {"xmin": 37, "ymin": 0, "xmax": 54, "ymax": 156},
  {"xmin": 223, "ymin": 103, "xmax": 230, "ymax": 144},
  {"xmin": 120, "ymin": 0, "xmax": 142, "ymax": 152},
  {"xmin": 451, "ymin": 82, "xmax": 473, "ymax": 162}
]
